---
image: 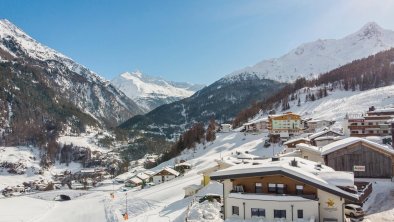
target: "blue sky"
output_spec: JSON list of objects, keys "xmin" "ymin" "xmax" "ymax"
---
[{"xmin": 1, "ymin": 0, "xmax": 394, "ymax": 84}]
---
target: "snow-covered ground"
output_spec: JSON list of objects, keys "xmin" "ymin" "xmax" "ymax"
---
[
  {"xmin": 361, "ymin": 179, "xmax": 394, "ymax": 222},
  {"xmin": 2, "ymin": 83, "xmax": 394, "ymax": 222},
  {"xmin": 0, "ymin": 131, "xmax": 393, "ymax": 221},
  {"xmin": 0, "ymin": 132, "xmax": 279, "ymax": 222}
]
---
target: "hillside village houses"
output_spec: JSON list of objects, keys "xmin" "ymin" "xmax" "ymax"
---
[
  {"xmin": 210, "ymin": 157, "xmax": 360, "ymax": 222},
  {"xmin": 243, "ymin": 117, "xmax": 268, "ymax": 132},
  {"xmin": 306, "ymin": 119, "xmax": 334, "ymax": 133}
]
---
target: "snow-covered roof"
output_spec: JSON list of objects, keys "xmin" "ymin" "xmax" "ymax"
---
[
  {"xmin": 210, "ymin": 157, "xmax": 358, "ymax": 201},
  {"xmin": 175, "ymin": 162, "xmax": 192, "ymax": 167},
  {"xmin": 183, "ymin": 184, "xmax": 203, "ymax": 191},
  {"xmin": 128, "ymin": 177, "xmax": 142, "ymax": 184},
  {"xmin": 196, "ymin": 181, "xmax": 223, "ymax": 197},
  {"xmin": 115, "ymin": 172, "xmax": 136, "ymax": 181},
  {"xmin": 235, "ymin": 152, "xmax": 259, "ymax": 159},
  {"xmin": 249, "ymin": 117, "xmax": 268, "ymax": 124},
  {"xmin": 313, "ymin": 136, "xmax": 341, "ymax": 141},
  {"xmin": 321, "ymin": 137, "xmax": 394, "ymax": 156},
  {"xmin": 136, "ymin": 172, "xmax": 150, "ymax": 180},
  {"xmin": 296, "ymin": 143, "xmax": 322, "ymax": 154},
  {"xmin": 283, "ymin": 137, "xmax": 310, "ymax": 145},
  {"xmin": 307, "ymin": 119, "xmax": 331, "ymax": 123},
  {"xmin": 316, "ymin": 172, "xmax": 354, "ymax": 187},
  {"xmin": 155, "ymin": 167, "xmax": 180, "ymax": 177},
  {"xmin": 368, "ymin": 107, "xmax": 394, "ymax": 113},
  {"xmin": 309, "ymin": 129, "xmax": 343, "ymax": 140},
  {"xmin": 143, "ymin": 170, "xmax": 156, "ymax": 176}
]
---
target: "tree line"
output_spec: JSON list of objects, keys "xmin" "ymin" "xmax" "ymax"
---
[{"xmin": 232, "ymin": 48, "xmax": 394, "ymax": 127}]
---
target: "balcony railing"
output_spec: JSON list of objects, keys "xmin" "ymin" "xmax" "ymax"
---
[{"xmin": 229, "ymin": 190, "xmax": 318, "ymax": 201}]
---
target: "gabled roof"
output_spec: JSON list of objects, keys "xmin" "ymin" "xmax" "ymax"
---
[
  {"xmin": 128, "ymin": 177, "xmax": 142, "ymax": 184},
  {"xmin": 309, "ymin": 129, "xmax": 343, "ymax": 140},
  {"xmin": 210, "ymin": 157, "xmax": 358, "ymax": 202},
  {"xmin": 136, "ymin": 172, "xmax": 150, "ymax": 180},
  {"xmin": 175, "ymin": 162, "xmax": 192, "ymax": 167},
  {"xmin": 321, "ymin": 137, "xmax": 394, "ymax": 156},
  {"xmin": 283, "ymin": 137, "xmax": 310, "ymax": 145},
  {"xmin": 155, "ymin": 167, "xmax": 180, "ymax": 177},
  {"xmin": 295, "ymin": 143, "xmax": 322, "ymax": 154}
]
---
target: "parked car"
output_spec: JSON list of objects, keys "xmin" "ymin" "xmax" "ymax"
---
[{"xmin": 345, "ymin": 204, "xmax": 364, "ymax": 218}]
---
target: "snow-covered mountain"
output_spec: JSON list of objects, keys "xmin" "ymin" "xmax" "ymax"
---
[
  {"xmin": 111, "ymin": 71, "xmax": 204, "ymax": 111},
  {"xmin": 226, "ymin": 22, "xmax": 394, "ymax": 82},
  {"xmin": 0, "ymin": 19, "xmax": 143, "ymax": 132}
]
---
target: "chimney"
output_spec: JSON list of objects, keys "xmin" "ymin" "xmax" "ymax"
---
[{"xmin": 290, "ymin": 158, "xmax": 298, "ymax": 167}]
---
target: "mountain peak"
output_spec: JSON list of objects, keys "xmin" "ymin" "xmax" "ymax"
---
[
  {"xmin": 356, "ymin": 22, "xmax": 384, "ymax": 38},
  {"xmin": 225, "ymin": 22, "xmax": 394, "ymax": 83}
]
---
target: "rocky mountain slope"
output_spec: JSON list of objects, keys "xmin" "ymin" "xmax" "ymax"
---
[
  {"xmin": 120, "ymin": 75, "xmax": 285, "ymax": 138},
  {"xmin": 111, "ymin": 71, "xmax": 204, "ymax": 112},
  {"xmin": 226, "ymin": 22, "xmax": 394, "ymax": 83},
  {"xmin": 0, "ymin": 19, "xmax": 143, "ymax": 145}
]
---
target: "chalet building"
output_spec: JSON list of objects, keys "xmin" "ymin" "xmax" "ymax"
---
[
  {"xmin": 243, "ymin": 118, "xmax": 269, "ymax": 133},
  {"xmin": 136, "ymin": 172, "xmax": 151, "ymax": 183},
  {"xmin": 308, "ymin": 129, "xmax": 343, "ymax": 146},
  {"xmin": 152, "ymin": 167, "xmax": 180, "ymax": 184},
  {"xmin": 174, "ymin": 162, "xmax": 192, "ymax": 174},
  {"xmin": 283, "ymin": 138, "xmax": 310, "ymax": 149},
  {"xmin": 125, "ymin": 177, "xmax": 142, "ymax": 187},
  {"xmin": 345, "ymin": 107, "xmax": 394, "ymax": 137},
  {"xmin": 306, "ymin": 119, "xmax": 333, "ymax": 133},
  {"xmin": 268, "ymin": 112, "xmax": 302, "ymax": 137},
  {"xmin": 210, "ymin": 157, "xmax": 359, "ymax": 222},
  {"xmin": 322, "ymin": 137, "xmax": 394, "ymax": 178}
]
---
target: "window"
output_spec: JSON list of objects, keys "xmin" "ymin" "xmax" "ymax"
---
[
  {"xmin": 277, "ymin": 184, "xmax": 285, "ymax": 194},
  {"xmin": 368, "ymin": 122, "xmax": 373, "ymax": 125},
  {"xmin": 255, "ymin": 183, "xmax": 263, "ymax": 193},
  {"xmin": 234, "ymin": 185, "xmax": 244, "ymax": 192},
  {"xmin": 268, "ymin": 183, "xmax": 276, "ymax": 193},
  {"xmin": 251, "ymin": 208, "xmax": 265, "ymax": 217},
  {"xmin": 274, "ymin": 210, "xmax": 286, "ymax": 218},
  {"xmin": 303, "ymin": 156, "xmax": 308, "ymax": 160},
  {"xmin": 383, "ymin": 130, "xmax": 388, "ymax": 133},
  {"xmin": 296, "ymin": 185, "xmax": 304, "ymax": 195},
  {"xmin": 297, "ymin": 209, "xmax": 304, "ymax": 219},
  {"xmin": 232, "ymin": 206, "xmax": 239, "ymax": 216}
]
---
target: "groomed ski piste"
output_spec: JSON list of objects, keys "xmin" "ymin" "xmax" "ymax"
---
[{"xmin": 1, "ymin": 85, "xmax": 394, "ymax": 222}]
